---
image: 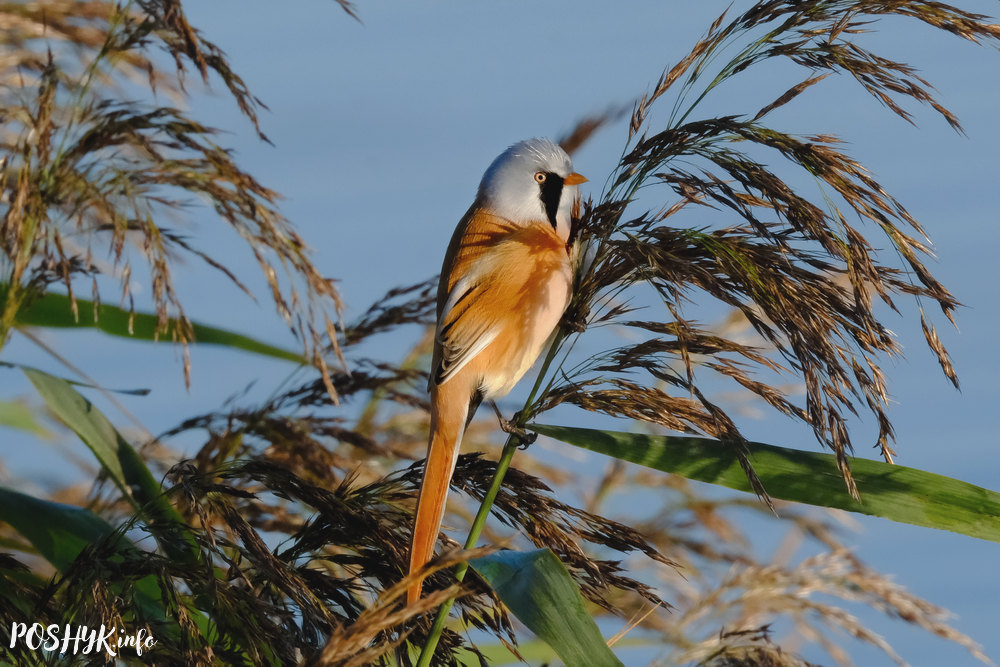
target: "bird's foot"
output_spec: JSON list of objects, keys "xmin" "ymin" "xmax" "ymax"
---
[{"xmin": 490, "ymin": 403, "xmax": 537, "ymax": 449}]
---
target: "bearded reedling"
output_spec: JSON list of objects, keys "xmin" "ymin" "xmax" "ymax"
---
[{"xmin": 407, "ymin": 138, "xmax": 585, "ymax": 604}]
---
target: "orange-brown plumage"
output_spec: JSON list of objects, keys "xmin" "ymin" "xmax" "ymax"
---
[{"xmin": 407, "ymin": 138, "xmax": 584, "ymax": 605}]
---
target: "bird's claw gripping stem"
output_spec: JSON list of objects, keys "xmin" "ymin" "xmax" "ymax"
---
[{"xmin": 490, "ymin": 402, "xmax": 537, "ymax": 448}]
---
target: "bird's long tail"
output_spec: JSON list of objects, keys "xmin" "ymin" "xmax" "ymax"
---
[{"xmin": 407, "ymin": 384, "xmax": 470, "ymax": 605}]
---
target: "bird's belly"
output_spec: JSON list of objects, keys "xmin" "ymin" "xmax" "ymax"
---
[{"xmin": 477, "ymin": 263, "xmax": 571, "ymax": 399}]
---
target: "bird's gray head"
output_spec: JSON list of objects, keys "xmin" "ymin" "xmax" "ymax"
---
[{"xmin": 477, "ymin": 138, "xmax": 585, "ymax": 240}]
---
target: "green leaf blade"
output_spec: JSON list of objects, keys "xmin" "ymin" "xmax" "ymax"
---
[
  {"xmin": 14, "ymin": 290, "xmax": 305, "ymax": 363},
  {"xmin": 22, "ymin": 367, "xmax": 199, "ymax": 563},
  {"xmin": 471, "ymin": 548, "xmax": 624, "ymax": 667},
  {"xmin": 0, "ymin": 487, "xmax": 118, "ymax": 571},
  {"xmin": 530, "ymin": 423, "xmax": 1000, "ymax": 543}
]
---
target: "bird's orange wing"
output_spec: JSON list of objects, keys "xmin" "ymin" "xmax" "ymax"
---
[{"xmin": 433, "ymin": 278, "xmax": 500, "ymax": 386}]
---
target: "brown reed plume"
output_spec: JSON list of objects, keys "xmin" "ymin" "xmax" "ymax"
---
[
  {"xmin": 0, "ymin": 0, "xmax": 343, "ymax": 390},
  {"xmin": 535, "ymin": 0, "xmax": 996, "ymax": 499}
]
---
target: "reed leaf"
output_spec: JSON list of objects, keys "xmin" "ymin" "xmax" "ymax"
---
[
  {"xmin": 470, "ymin": 548, "xmax": 624, "ymax": 667},
  {"xmin": 0, "ymin": 486, "xmax": 120, "ymax": 571},
  {"xmin": 13, "ymin": 289, "xmax": 305, "ymax": 363},
  {"xmin": 22, "ymin": 366, "xmax": 199, "ymax": 563},
  {"xmin": 530, "ymin": 423, "xmax": 1000, "ymax": 543}
]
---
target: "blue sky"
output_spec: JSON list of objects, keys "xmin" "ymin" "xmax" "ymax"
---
[{"xmin": 3, "ymin": 1, "xmax": 999, "ymax": 664}]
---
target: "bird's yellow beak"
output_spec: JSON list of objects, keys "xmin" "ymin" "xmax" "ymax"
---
[{"xmin": 563, "ymin": 172, "xmax": 588, "ymax": 186}]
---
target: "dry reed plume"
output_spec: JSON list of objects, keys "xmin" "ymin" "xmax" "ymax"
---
[{"xmin": 0, "ymin": 0, "xmax": 344, "ymax": 391}]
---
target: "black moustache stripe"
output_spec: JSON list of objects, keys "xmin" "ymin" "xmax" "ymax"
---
[{"xmin": 539, "ymin": 173, "xmax": 564, "ymax": 229}]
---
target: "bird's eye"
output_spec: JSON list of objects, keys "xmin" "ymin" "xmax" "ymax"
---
[{"xmin": 534, "ymin": 172, "xmax": 546, "ymax": 183}]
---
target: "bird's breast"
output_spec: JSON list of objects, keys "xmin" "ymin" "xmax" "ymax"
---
[{"xmin": 457, "ymin": 220, "xmax": 573, "ymax": 398}]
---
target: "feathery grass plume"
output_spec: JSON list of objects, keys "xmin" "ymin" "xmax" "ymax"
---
[
  {"xmin": 0, "ymin": 0, "xmax": 342, "ymax": 390},
  {"xmin": 117, "ymin": 283, "xmax": 681, "ymax": 663},
  {"xmin": 557, "ymin": 104, "xmax": 632, "ymax": 157},
  {"xmin": 693, "ymin": 626, "xmax": 822, "ymax": 667},
  {"xmin": 161, "ymin": 458, "xmax": 515, "ymax": 666},
  {"xmin": 536, "ymin": 0, "xmax": 997, "ymax": 498},
  {"xmin": 579, "ymin": 467, "xmax": 989, "ymax": 666},
  {"xmin": 0, "ymin": 1, "xmax": 165, "ymax": 97},
  {"xmin": 668, "ymin": 547, "xmax": 990, "ymax": 666},
  {"xmin": 342, "ymin": 277, "xmax": 439, "ymax": 347}
]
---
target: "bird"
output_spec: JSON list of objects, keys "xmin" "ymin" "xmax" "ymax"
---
[{"xmin": 407, "ymin": 138, "xmax": 586, "ymax": 604}]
